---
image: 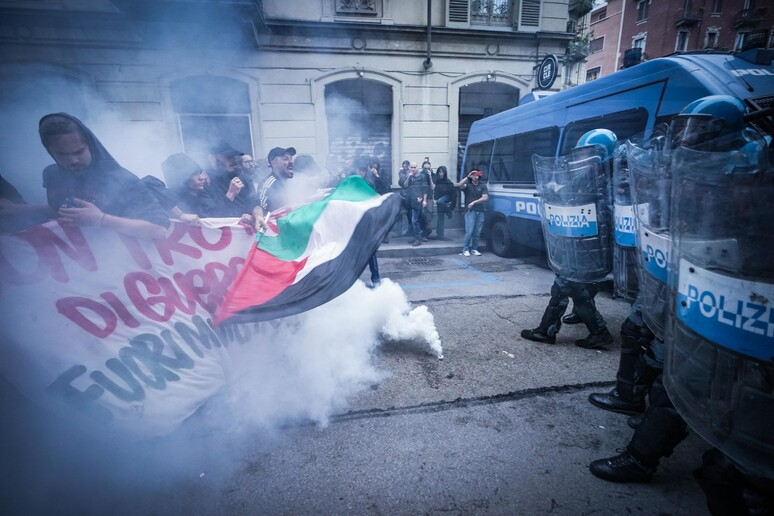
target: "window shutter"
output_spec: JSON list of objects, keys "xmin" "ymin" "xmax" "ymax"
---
[
  {"xmin": 447, "ymin": 0, "xmax": 470, "ymax": 27},
  {"xmin": 518, "ymin": 0, "xmax": 541, "ymax": 32}
]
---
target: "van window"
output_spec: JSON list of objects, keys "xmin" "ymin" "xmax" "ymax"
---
[
  {"xmin": 490, "ymin": 127, "xmax": 560, "ymax": 184},
  {"xmin": 561, "ymin": 108, "xmax": 649, "ymax": 154},
  {"xmin": 461, "ymin": 140, "xmax": 494, "ymax": 180}
]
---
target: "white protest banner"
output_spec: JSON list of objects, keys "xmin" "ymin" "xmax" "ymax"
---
[{"xmin": 0, "ymin": 220, "xmax": 262, "ymax": 437}]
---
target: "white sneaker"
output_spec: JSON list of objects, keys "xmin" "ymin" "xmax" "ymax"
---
[
  {"xmin": 471, "ymin": 250, "xmax": 482, "ymax": 256},
  {"xmin": 462, "ymin": 250, "xmax": 470, "ymax": 257}
]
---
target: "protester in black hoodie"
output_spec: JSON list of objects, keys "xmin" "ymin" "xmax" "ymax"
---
[
  {"xmin": 432, "ymin": 165, "xmax": 455, "ymax": 240},
  {"xmin": 38, "ymin": 113, "xmax": 169, "ymax": 238}
]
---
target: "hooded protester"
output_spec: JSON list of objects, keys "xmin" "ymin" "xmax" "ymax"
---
[
  {"xmin": 432, "ymin": 165, "xmax": 455, "ymax": 240},
  {"xmin": 38, "ymin": 113, "xmax": 169, "ymax": 239}
]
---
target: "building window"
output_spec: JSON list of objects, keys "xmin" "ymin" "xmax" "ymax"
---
[
  {"xmin": 595, "ymin": 9, "xmax": 606, "ymax": 22},
  {"xmin": 734, "ymin": 32, "xmax": 748, "ymax": 50},
  {"xmin": 447, "ymin": 0, "xmax": 540, "ymax": 31},
  {"xmin": 676, "ymin": 30, "xmax": 689, "ymax": 51},
  {"xmin": 633, "ymin": 36, "xmax": 646, "ymax": 50},
  {"xmin": 170, "ymin": 75, "xmax": 254, "ymax": 160},
  {"xmin": 470, "ymin": 0, "xmax": 511, "ymax": 26},
  {"xmin": 711, "ymin": 0, "xmax": 723, "ymax": 14},
  {"xmin": 705, "ymin": 29, "xmax": 719, "ymax": 48},
  {"xmin": 637, "ymin": 0, "xmax": 649, "ymax": 22},
  {"xmin": 590, "ymin": 36, "xmax": 604, "ymax": 54},
  {"xmin": 586, "ymin": 67, "xmax": 601, "ymax": 82}
]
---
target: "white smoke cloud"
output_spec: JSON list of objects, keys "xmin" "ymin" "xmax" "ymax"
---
[
  {"xmin": 202, "ymin": 278, "xmax": 442, "ymax": 432},
  {"xmin": 2, "ymin": 278, "xmax": 442, "ymax": 513}
]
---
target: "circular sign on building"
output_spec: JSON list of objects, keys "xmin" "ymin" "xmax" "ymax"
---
[{"xmin": 536, "ymin": 54, "xmax": 559, "ymax": 90}]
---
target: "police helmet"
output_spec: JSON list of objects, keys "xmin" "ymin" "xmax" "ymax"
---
[
  {"xmin": 575, "ymin": 129, "xmax": 618, "ymax": 159},
  {"xmin": 671, "ymin": 95, "xmax": 746, "ymax": 148}
]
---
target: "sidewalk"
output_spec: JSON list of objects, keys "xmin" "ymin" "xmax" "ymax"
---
[{"xmin": 376, "ymin": 227, "xmax": 467, "ymax": 258}]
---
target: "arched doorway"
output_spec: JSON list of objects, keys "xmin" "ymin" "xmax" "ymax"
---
[
  {"xmin": 456, "ymin": 82, "xmax": 520, "ymax": 179},
  {"xmin": 324, "ymin": 79, "xmax": 393, "ymax": 180}
]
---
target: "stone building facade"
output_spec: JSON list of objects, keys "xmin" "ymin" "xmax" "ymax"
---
[{"xmin": 0, "ymin": 0, "xmax": 592, "ymax": 202}]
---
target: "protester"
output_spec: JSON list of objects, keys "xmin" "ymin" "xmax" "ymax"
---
[
  {"xmin": 146, "ymin": 152, "xmax": 212, "ymax": 224},
  {"xmin": 367, "ymin": 158, "xmax": 390, "ymax": 243},
  {"xmin": 255, "ymin": 146, "xmax": 296, "ymax": 230},
  {"xmin": 419, "ymin": 159, "xmax": 435, "ymax": 239},
  {"xmin": 241, "ymin": 154, "xmax": 256, "ymax": 173},
  {"xmin": 350, "ymin": 160, "xmax": 382, "ymax": 287},
  {"xmin": 201, "ymin": 141, "xmax": 257, "ymax": 222},
  {"xmin": 457, "ymin": 169, "xmax": 488, "ymax": 256},
  {"xmin": 432, "ymin": 165, "xmax": 455, "ymax": 240},
  {"xmin": 396, "ymin": 159, "xmax": 411, "ymax": 236},
  {"xmin": 400, "ymin": 161, "xmax": 429, "ymax": 247},
  {"xmin": 38, "ymin": 113, "xmax": 169, "ymax": 239},
  {"xmin": 0, "ymin": 173, "xmax": 48, "ymax": 233}
]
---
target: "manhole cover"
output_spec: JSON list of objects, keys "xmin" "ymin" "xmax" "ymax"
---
[
  {"xmin": 475, "ymin": 263, "xmax": 515, "ymax": 273},
  {"xmin": 405, "ymin": 257, "xmax": 441, "ymax": 267}
]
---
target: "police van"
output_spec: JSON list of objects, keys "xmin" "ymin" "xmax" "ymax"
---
[{"xmin": 461, "ymin": 48, "xmax": 774, "ymax": 257}]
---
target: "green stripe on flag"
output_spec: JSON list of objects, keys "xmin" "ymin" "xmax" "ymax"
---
[{"xmin": 257, "ymin": 175, "xmax": 379, "ymax": 260}]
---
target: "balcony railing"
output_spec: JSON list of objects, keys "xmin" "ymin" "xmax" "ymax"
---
[
  {"xmin": 566, "ymin": 40, "xmax": 589, "ymax": 62},
  {"xmin": 568, "ymin": 0, "xmax": 593, "ymax": 19},
  {"xmin": 675, "ymin": 8, "xmax": 702, "ymax": 28},
  {"xmin": 734, "ymin": 8, "xmax": 768, "ymax": 29}
]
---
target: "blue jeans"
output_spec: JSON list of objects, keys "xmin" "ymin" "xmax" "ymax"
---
[
  {"xmin": 410, "ymin": 207, "xmax": 423, "ymax": 241},
  {"xmin": 463, "ymin": 210, "xmax": 484, "ymax": 251}
]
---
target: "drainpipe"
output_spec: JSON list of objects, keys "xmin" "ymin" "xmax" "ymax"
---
[
  {"xmin": 615, "ymin": 0, "xmax": 626, "ymax": 71},
  {"xmin": 423, "ymin": 0, "xmax": 433, "ymax": 70}
]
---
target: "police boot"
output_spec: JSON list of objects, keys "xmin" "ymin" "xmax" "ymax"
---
[
  {"xmin": 572, "ymin": 294, "xmax": 612, "ymax": 349},
  {"xmin": 590, "ymin": 405, "xmax": 687, "ymax": 483},
  {"xmin": 575, "ymin": 328, "xmax": 613, "ymax": 349},
  {"xmin": 588, "ymin": 319, "xmax": 650, "ymax": 414},
  {"xmin": 520, "ymin": 328, "xmax": 556, "ymax": 344},
  {"xmin": 589, "ymin": 449, "xmax": 656, "ymax": 483},
  {"xmin": 534, "ymin": 281, "xmax": 570, "ymax": 339}
]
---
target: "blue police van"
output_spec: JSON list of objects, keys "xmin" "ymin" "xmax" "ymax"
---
[{"xmin": 461, "ymin": 48, "xmax": 774, "ymax": 257}]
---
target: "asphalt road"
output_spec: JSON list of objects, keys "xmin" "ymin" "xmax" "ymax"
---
[{"xmin": 2, "ymin": 251, "xmax": 712, "ymax": 515}]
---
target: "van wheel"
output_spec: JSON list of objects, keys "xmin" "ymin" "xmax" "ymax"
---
[{"xmin": 488, "ymin": 220, "xmax": 513, "ymax": 257}]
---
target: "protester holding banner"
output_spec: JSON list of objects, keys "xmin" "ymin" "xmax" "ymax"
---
[
  {"xmin": 38, "ymin": 113, "xmax": 169, "ymax": 239},
  {"xmin": 0, "ymin": 173, "xmax": 48, "ymax": 233}
]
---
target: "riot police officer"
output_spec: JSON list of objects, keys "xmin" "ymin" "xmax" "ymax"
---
[
  {"xmin": 521, "ymin": 129, "xmax": 617, "ymax": 349},
  {"xmin": 590, "ymin": 95, "xmax": 773, "ymax": 494}
]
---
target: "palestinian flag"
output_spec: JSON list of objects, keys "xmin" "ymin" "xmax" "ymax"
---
[{"xmin": 214, "ymin": 176, "xmax": 401, "ymax": 324}]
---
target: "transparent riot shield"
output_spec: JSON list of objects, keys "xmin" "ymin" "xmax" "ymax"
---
[
  {"xmin": 628, "ymin": 141, "xmax": 671, "ymax": 339},
  {"xmin": 533, "ymin": 145, "xmax": 612, "ymax": 283},
  {"xmin": 664, "ymin": 145, "xmax": 774, "ymax": 478},
  {"xmin": 612, "ymin": 146, "xmax": 639, "ymax": 302}
]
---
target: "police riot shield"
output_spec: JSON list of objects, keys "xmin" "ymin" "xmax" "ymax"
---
[
  {"xmin": 533, "ymin": 145, "xmax": 612, "ymax": 283},
  {"xmin": 612, "ymin": 146, "xmax": 639, "ymax": 302},
  {"xmin": 627, "ymin": 141, "xmax": 671, "ymax": 340},
  {"xmin": 664, "ymin": 144, "xmax": 774, "ymax": 478}
]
